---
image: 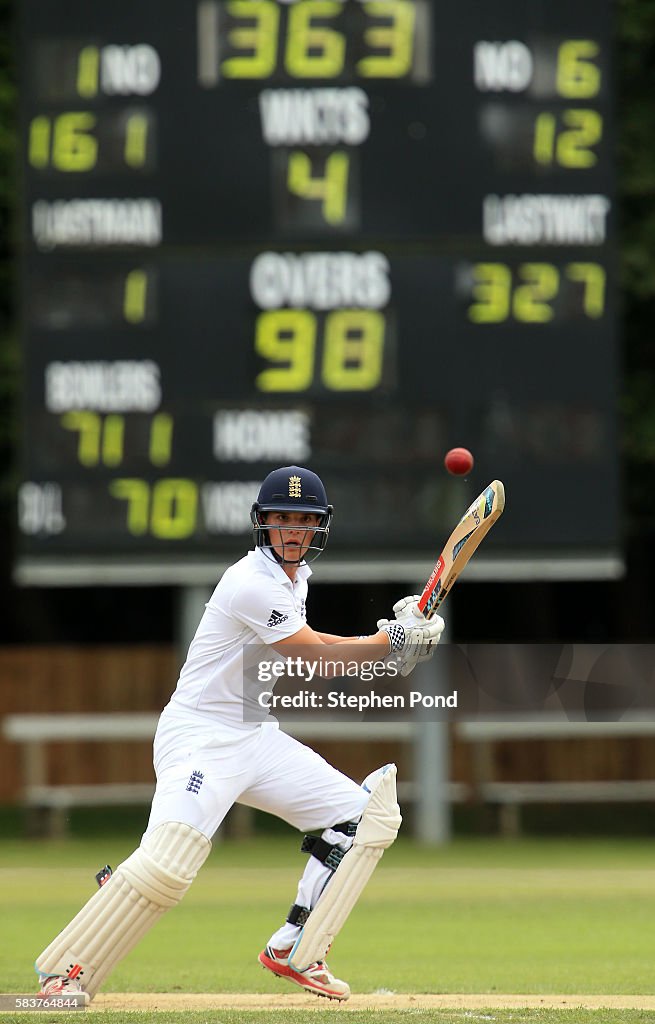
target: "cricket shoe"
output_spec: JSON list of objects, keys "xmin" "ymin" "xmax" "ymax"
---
[
  {"xmin": 39, "ymin": 975, "xmax": 90, "ymax": 1006},
  {"xmin": 258, "ymin": 945, "xmax": 351, "ymax": 1001}
]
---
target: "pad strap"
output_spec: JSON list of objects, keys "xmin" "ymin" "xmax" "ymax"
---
[
  {"xmin": 287, "ymin": 903, "xmax": 311, "ymax": 927},
  {"xmin": 332, "ymin": 820, "xmax": 358, "ymax": 837},
  {"xmin": 300, "ymin": 834, "xmax": 345, "ymax": 871}
]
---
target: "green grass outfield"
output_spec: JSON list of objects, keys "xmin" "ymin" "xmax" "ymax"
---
[{"xmin": 2, "ymin": 835, "xmax": 655, "ymax": 1024}]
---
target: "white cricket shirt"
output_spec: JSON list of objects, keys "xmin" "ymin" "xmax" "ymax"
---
[{"xmin": 163, "ymin": 547, "xmax": 311, "ymax": 728}]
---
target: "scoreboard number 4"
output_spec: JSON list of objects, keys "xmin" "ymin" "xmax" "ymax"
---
[{"xmin": 287, "ymin": 151, "xmax": 350, "ymax": 226}]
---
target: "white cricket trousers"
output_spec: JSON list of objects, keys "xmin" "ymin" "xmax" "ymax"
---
[{"xmin": 146, "ymin": 712, "xmax": 369, "ymax": 950}]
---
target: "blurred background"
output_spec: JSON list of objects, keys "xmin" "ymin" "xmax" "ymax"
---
[{"xmin": 1, "ymin": 0, "xmax": 655, "ymax": 845}]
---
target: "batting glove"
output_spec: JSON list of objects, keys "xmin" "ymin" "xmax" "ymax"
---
[
  {"xmin": 391, "ymin": 593, "xmax": 422, "ymax": 619},
  {"xmin": 378, "ymin": 615, "xmax": 445, "ymax": 677}
]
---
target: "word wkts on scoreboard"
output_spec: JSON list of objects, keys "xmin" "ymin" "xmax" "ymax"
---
[{"xmin": 18, "ymin": 0, "xmax": 619, "ymax": 580}]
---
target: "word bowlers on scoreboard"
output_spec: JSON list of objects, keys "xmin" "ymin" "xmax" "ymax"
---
[{"xmin": 17, "ymin": 0, "xmax": 619, "ymax": 581}]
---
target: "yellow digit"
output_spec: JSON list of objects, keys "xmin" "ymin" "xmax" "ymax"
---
[
  {"xmin": 149, "ymin": 413, "xmax": 174, "ymax": 467},
  {"xmin": 102, "ymin": 415, "xmax": 125, "ymax": 467},
  {"xmin": 557, "ymin": 109, "xmax": 603, "ymax": 168},
  {"xmin": 29, "ymin": 113, "xmax": 99, "ymax": 172},
  {"xmin": 109, "ymin": 478, "xmax": 150, "ymax": 535},
  {"xmin": 286, "ymin": 1, "xmax": 345, "ymax": 78},
  {"xmin": 52, "ymin": 112, "xmax": 98, "ymax": 171},
  {"xmin": 28, "ymin": 117, "xmax": 51, "ymax": 169},
  {"xmin": 533, "ymin": 112, "xmax": 557, "ymax": 165},
  {"xmin": 123, "ymin": 269, "xmax": 148, "ymax": 324},
  {"xmin": 358, "ymin": 1, "xmax": 416, "ymax": 78},
  {"xmin": 77, "ymin": 46, "xmax": 100, "ymax": 98},
  {"xmin": 534, "ymin": 109, "xmax": 602, "ymax": 167},
  {"xmin": 255, "ymin": 310, "xmax": 316, "ymax": 392},
  {"xmin": 150, "ymin": 479, "xmax": 198, "ymax": 539},
  {"xmin": 556, "ymin": 40, "xmax": 601, "ymax": 98},
  {"xmin": 468, "ymin": 264, "xmax": 512, "ymax": 323},
  {"xmin": 124, "ymin": 113, "xmax": 149, "ymax": 167},
  {"xmin": 566, "ymin": 262, "xmax": 606, "ymax": 318},
  {"xmin": 61, "ymin": 411, "xmax": 101, "ymax": 466},
  {"xmin": 62, "ymin": 412, "xmax": 126, "ymax": 466},
  {"xmin": 513, "ymin": 263, "xmax": 559, "ymax": 323},
  {"xmin": 322, "ymin": 310, "xmax": 384, "ymax": 391},
  {"xmin": 222, "ymin": 1, "xmax": 279, "ymax": 78},
  {"xmin": 288, "ymin": 151, "xmax": 349, "ymax": 225}
]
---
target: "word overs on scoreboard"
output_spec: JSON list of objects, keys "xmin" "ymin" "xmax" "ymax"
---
[{"xmin": 249, "ymin": 249, "xmax": 395, "ymax": 395}]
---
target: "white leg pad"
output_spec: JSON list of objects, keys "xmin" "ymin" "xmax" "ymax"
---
[
  {"xmin": 289, "ymin": 763, "xmax": 401, "ymax": 971},
  {"xmin": 35, "ymin": 821, "xmax": 211, "ymax": 998}
]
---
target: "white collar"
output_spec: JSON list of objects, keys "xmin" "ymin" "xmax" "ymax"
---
[{"xmin": 252, "ymin": 545, "xmax": 313, "ymax": 585}]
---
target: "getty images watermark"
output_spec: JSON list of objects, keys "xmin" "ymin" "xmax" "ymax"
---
[
  {"xmin": 241, "ymin": 643, "xmax": 655, "ymax": 722},
  {"xmin": 237, "ymin": 646, "xmax": 458, "ymax": 722},
  {"xmin": 258, "ymin": 655, "xmax": 458, "ymax": 712}
]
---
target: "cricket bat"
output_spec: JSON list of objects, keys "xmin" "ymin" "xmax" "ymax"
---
[{"xmin": 417, "ymin": 479, "xmax": 505, "ymax": 620}]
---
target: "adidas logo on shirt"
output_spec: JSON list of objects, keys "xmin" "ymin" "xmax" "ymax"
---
[{"xmin": 267, "ymin": 609, "xmax": 289, "ymax": 627}]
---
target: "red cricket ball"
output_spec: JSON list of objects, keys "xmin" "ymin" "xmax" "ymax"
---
[{"xmin": 444, "ymin": 447, "xmax": 474, "ymax": 476}]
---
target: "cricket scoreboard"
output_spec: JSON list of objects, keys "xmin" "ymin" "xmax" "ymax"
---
[{"xmin": 17, "ymin": 0, "xmax": 620, "ymax": 582}]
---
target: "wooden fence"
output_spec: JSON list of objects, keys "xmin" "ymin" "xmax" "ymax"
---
[{"xmin": 2, "ymin": 646, "xmax": 655, "ymax": 815}]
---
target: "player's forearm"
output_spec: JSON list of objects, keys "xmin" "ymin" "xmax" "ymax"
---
[
  {"xmin": 314, "ymin": 631, "xmax": 359, "ymax": 644},
  {"xmin": 273, "ymin": 624, "xmax": 391, "ymax": 664},
  {"xmin": 312, "ymin": 633, "xmax": 391, "ymax": 668}
]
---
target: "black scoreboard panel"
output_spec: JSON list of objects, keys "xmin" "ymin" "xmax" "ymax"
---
[
  {"xmin": 23, "ymin": 1, "xmax": 614, "ymax": 243},
  {"xmin": 17, "ymin": 0, "xmax": 619, "ymax": 578}
]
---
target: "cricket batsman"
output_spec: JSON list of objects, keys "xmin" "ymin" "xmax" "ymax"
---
[{"xmin": 35, "ymin": 466, "xmax": 445, "ymax": 1002}]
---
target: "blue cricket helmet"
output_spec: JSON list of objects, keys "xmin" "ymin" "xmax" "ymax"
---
[{"xmin": 251, "ymin": 466, "xmax": 333, "ymax": 563}]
